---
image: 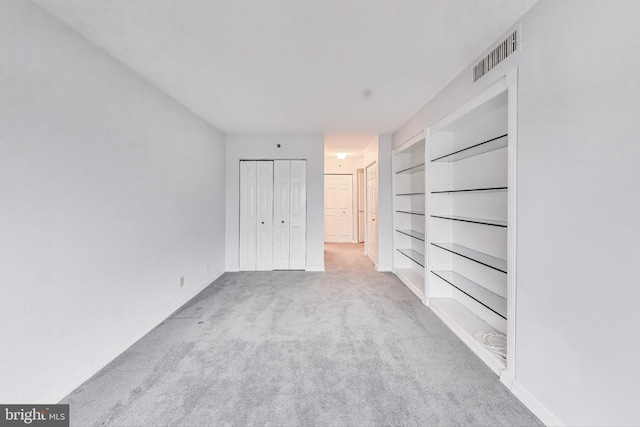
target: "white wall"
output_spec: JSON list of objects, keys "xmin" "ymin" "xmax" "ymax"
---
[
  {"xmin": 376, "ymin": 135, "xmax": 393, "ymax": 272},
  {"xmin": 364, "ymin": 135, "xmax": 393, "ymax": 271},
  {"xmin": 225, "ymin": 135, "xmax": 325, "ymax": 271},
  {"xmin": 324, "ymin": 155, "xmax": 364, "ymax": 242},
  {"xmin": 392, "ymin": 1, "xmax": 640, "ymax": 425},
  {"xmin": 0, "ymin": 0, "xmax": 227, "ymax": 403}
]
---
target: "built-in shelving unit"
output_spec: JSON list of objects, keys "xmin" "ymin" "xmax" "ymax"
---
[
  {"xmin": 392, "ymin": 132, "xmax": 426, "ymax": 300},
  {"xmin": 425, "ymin": 78, "xmax": 516, "ymax": 376}
]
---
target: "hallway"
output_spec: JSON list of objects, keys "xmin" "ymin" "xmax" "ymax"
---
[
  {"xmin": 324, "ymin": 242, "xmax": 372, "ymax": 273},
  {"xmin": 63, "ymin": 244, "xmax": 540, "ymax": 426}
]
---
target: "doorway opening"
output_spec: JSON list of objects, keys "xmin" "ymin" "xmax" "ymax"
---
[{"xmin": 323, "ymin": 135, "xmax": 377, "ymax": 269}]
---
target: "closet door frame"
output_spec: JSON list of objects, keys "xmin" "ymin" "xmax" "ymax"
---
[{"xmin": 239, "ymin": 159, "xmax": 307, "ymax": 271}]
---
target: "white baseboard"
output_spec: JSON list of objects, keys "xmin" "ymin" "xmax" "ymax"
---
[
  {"xmin": 500, "ymin": 373, "xmax": 565, "ymax": 427},
  {"xmin": 37, "ymin": 269, "xmax": 224, "ymax": 404},
  {"xmin": 305, "ymin": 268, "xmax": 325, "ymax": 272},
  {"xmin": 395, "ymin": 273, "xmax": 425, "ymax": 302}
]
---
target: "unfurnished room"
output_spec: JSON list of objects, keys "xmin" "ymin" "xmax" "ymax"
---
[{"xmin": 1, "ymin": 1, "xmax": 639, "ymax": 426}]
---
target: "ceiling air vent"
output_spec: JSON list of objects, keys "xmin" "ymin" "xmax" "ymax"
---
[{"xmin": 473, "ymin": 30, "xmax": 517, "ymax": 82}]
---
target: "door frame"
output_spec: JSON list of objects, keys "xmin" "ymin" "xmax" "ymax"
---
[
  {"xmin": 357, "ymin": 168, "xmax": 365, "ymax": 243},
  {"xmin": 365, "ymin": 161, "xmax": 377, "ymax": 263}
]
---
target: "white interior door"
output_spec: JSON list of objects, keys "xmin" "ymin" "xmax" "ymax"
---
[
  {"xmin": 324, "ymin": 175, "xmax": 338, "ymax": 242},
  {"xmin": 358, "ymin": 169, "xmax": 365, "ymax": 243},
  {"xmin": 255, "ymin": 161, "xmax": 273, "ymax": 271},
  {"xmin": 336, "ymin": 175, "xmax": 353, "ymax": 242},
  {"xmin": 366, "ymin": 163, "xmax": 378, "ymax": 266},
  {"xmin": 324, "ymin": 174, "xmax": 353, "ymax": 242},
  {"xmin": 273, "ymin": 160, "xmax": 291, "ymax": 269},
  {"xmin": 289, "ymin": 160, "xmax": 306, "ymax": 269},
  {"xmin": 239, "ymin": 161, "xmax": 257, "ymax": 271}
]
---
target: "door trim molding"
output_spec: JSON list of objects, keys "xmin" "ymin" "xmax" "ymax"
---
[{"xmin": 365, "ymin": 162, "xmax": 378, "ymax": 263}]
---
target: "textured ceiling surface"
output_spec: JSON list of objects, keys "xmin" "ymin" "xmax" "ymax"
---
[{"xmin": 32, "ymin": 0, "xmax": 538, "ymax": 134}]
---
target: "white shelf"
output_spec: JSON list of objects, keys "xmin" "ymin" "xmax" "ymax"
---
[
  {"xmin": 431, "ymin": 134, "xmax": 507, "ymax": 162},
  {"xmin": 396, "ymin": 163, "xmax": 425, "ymax": 174},
  {"xmin": 397, "ymin": 210, "xmax": 425, "ymax": 216},
  {"xmin": 397, "ymin": 229, "xmax": 425, "ymax": 241},
  {"xmin": 431, "ymin": 214, "xmax": 507, "ymax": 228},
  {"xmin": 431, "ymin": 270, "xmax": 506, "ymax": 319},
  {"xmin": 396, "ymin": 192, "xmax": 425, "ymax": 196},
  {"xmin": 428, "ymin": 298, "xmax": 506, "ymax": 375},
  {"xmin": 431, "ymin": 187, "xmax": 507, "ymax": 194},
  {"xmin": 397, "ymin": 249, "xmax": 425, "ymax": 267},
  {"xmin": 431, "ymin": 242, "xmax": 506, "ymax": 273}
]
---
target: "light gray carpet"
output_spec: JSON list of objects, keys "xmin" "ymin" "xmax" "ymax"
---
[{"xmin": 63, "ymin": 243, "xmax": 542, "ymax": 426}]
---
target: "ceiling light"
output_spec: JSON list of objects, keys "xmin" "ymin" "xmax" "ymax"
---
[{"xmin": 336, "ymin": 153, "xmax": 347, "ymax": 160}]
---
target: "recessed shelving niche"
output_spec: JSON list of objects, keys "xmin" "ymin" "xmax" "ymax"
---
[
  {"xmin": 425, "ymin": 75, "xmax": 517, "ymax": 377},
  {"xmin": 392, "ymin": 132, "xmax": 426, "ymax": 300}
]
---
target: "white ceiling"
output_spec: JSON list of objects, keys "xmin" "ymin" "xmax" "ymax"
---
[
  {"xmin": 324, "ymin": 134, "xmax": 376, "ymax": 158},
  {"xmin": 32, "ymin": 0, "xmax": 538, "ymax": 135}
]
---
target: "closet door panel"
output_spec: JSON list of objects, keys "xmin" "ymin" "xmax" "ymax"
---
[
  {"xmin": 239, "ymin": 161, "xmax": 257, "ymax": 271},
  {"xmin": 273, "ymin": 160, "xmax": 290, "ymax": 269},
  {"xmin": 256, "ymin": 161, "xmax": 273, "ymax": 271},
  {"xmin": 289, "ymin": 160, "xmax": 307, "ymax": 269}
]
